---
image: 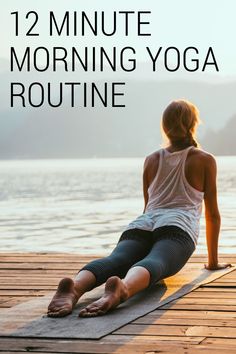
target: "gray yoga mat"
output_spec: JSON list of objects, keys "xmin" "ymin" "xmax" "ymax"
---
[{"xmin": 0, "ymin": 264, "xmax": 234, "ymax": 339}]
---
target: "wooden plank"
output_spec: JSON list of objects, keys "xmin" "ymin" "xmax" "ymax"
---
[
  {"xmin": 201, "ymin": 337, "xmax": 236, "ymax": 347},
  {"xmin": 133, "ymin": 317, "xmax": 236, "ymax": 327},
  {"xmin": 0, "ymin": 296, "xmax": 35, "ymax": 302},
  {"xmin": 0, "ymin": 278, "xmax": 68, "ymax": 284},
  {"xmin": 184, "ymin": 291, "xmax": 236, "ymax": 298},
  {"xmin": 0, "ymin": 277, "xmax": 69, "ymax": 282},
  {"xmin": 187, "ymin": 258, "xmax": 236, "ymax": 262},
  {"xmin": 0, "ymin": 352, "xmax": 62, "ymax": 354},
  {"xmin": 0, "ymin": 263, "xmax": 86, "ymax": 270},
  {"xmin": 0, "ymin": 270, "xmax": 75, "ymax": 276},
  {"xmin": 0, "ymin": 276, "xmax": 73, "ymax": 282},
  {"xmin": 204, "ymin": 278, "xmax": 236, "ymax": 283},
  {"xmin": 159, "ymin": 303, "xmax": 236, "ymax": 311},
  {"xmin": 192, "ymin": 287, "xmax": 236, "ymax": 292},
  {"xmin": 0, "ymin": 252, "xmax": 102, "ymax": 257},
  {"xmin": 219, "ymin": 271, "xmax": 236, "ymax": 278},
  {"xmin": 0, "ymin": 298, "xmax": 14, "ymax": 305},
  {"xmin": 163, "ymin": 298, "xmax": 236, "ymax": 305},
  {"xmin": 201, "ymin": 283, "xmax": 236, "ymax": 287},
  {"xmin": 186, "ymin": 326, "xmax": 236, "ymax": 338},
  {"xmin": 0, "ymin": 285, "xmax": 57, "ymax": 290},
  {"xmin": 134, "ymin": 309, "xmax": 236, "ymax": 320},
  {"xmin": 157, "ymin": 296, "xmax": 236, "ymax": 307},
  {"xmin": 104, "ymin": 334, "xmax": 205, "ymax": 344},
  {"xmin": 0, "ymin": 275, "xmax": 74, "ymax": 281},
  {"xmin": 0, "ymin": 290, "xmax": 48, "ymax": 296},
  {"xmin": 114, "ymin": 324, "xmax": 236, "ymax": 338},
  {"xmin": 0, "ymin": 298, "xmax": 35, "ymax": 308},
  {"xmin": 0, "ymin": 257, "xmax": 90, "ymax": 263}
]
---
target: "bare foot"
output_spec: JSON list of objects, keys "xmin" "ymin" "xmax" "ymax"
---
[
  {"xmin": 78, "ymin": 276, "xmax": 129, "ymax": 317},
  {"xmin": 47, "ymin": 278, "xmax": 80, "ymax": 317}
]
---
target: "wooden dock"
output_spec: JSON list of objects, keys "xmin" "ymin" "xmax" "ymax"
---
[{"xmin": 0, "ymin": 252, "xmax": 236, "ymax": 353}]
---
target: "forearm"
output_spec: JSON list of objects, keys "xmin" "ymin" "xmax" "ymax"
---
[
  {"xmin": 143, "ymin": 198, "xmax": 148, "ymax": 214},
  {"xmin": 205, "ymin": 216, "xmax": 221, "ymax": 266}
]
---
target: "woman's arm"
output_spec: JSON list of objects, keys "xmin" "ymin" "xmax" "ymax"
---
[
  {"xmin": 142, "ymin": 157, "xmax": 150, "ymax": 214},
  {"xmin": 203, "ymin": 155, "xmax": 232, "ymax": 270}
]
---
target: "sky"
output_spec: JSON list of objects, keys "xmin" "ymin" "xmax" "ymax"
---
[
  {"xmin": 0, "ymin": 1, "xmax": 236, "ymax": 157},
  {"xmin": 1, "ymin": 0, "xmax": 236, "ymax": 78}
]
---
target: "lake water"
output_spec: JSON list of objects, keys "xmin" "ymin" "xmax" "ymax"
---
[{"xmin": 0, "ymin": 157, "xmax": 235, "ymax": 255}]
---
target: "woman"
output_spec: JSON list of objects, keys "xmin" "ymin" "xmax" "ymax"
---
[{"xmin": 47, "ymin": 99, "xmax": 232, "ymax": 318}]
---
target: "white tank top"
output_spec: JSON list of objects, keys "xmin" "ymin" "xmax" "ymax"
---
[{"xmin": 124, "ymin": 146, "xmax": 204, "ymax": 248}]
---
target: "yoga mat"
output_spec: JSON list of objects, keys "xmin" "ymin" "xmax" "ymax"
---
[{"xmin": 0, "ymin": 263, "xmax": 235, "ymax": 339}]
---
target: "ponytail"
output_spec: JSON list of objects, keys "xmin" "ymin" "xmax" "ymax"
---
[{"xmin": 185, "ymin": 131, "xmax": 199, "ymax": 148}]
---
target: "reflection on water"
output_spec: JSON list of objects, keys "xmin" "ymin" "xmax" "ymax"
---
[{"xmin": 0, "ymin": 157, "xmax": 235, "ymax": 255}]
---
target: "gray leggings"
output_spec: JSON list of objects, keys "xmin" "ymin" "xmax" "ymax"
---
[{"xmin": 78, "ymin": 225, "xmax": 195, "ymax": 289}]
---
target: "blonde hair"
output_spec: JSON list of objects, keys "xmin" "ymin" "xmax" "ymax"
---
[{"xmin": 161, "ymin": 99, "xmax": 202, "ymax": 148}]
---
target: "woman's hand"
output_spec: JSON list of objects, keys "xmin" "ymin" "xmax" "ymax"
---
[{"xmin": 204, "ymin": 263, "xmax": 233, "ymax": 270}]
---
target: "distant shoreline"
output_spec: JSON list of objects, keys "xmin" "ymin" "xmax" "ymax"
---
[{"xmin": 0, "ymin": 155, "xmax": 235, "ymax": 160}]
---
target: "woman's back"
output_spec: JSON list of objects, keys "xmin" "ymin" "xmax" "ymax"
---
[
  {"xmin": 124, "ymin": 145, "xmax": 212, "ymax": 248},
  {"xmin": 145, "ymin": 146, "xmax": 209, "ymax": 200},
  {"xmin": 145, "ymin": 146, "xmax": 204, "ymax": 212}
]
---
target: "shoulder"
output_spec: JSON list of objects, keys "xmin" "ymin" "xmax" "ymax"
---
[
  {"xmin": 144, "ymin": 149, "xmax": 162, "ymax": 167},
  {"xmin": 188, "ymin": 147, "xmax": 217, "ymax": 168},
  {"xmin": 143, "ymin": 149, "xmax": 162, "ymax": 182}
]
